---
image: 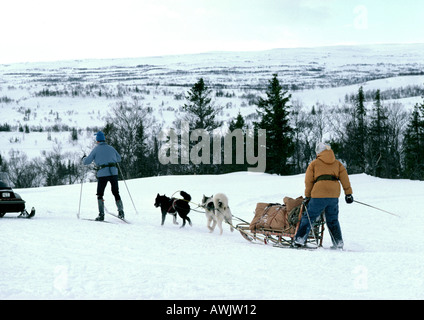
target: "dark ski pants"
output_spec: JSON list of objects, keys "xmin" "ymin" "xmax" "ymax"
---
[
  {"xmin": 294, "ymin": 198, "xmax": 343, "ymax": 247},
  {"xmin": 97, "ymin": 175, "xmax": 121, "ymax": 201}
]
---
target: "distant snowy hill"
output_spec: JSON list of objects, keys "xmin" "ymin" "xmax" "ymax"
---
[
  {"xmin": 1, "ymin": 172, "xmax": 423, "ymax": 299},
  {"xmin": 1, "ymin": 43, "xmax": 424, "ymax": 161}
]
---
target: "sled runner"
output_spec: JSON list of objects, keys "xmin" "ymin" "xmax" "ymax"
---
[
  {"xmin": 0, "ymin": 172, "xmax": 35, "ymax": 219},
  {"xmin": 234, "ymin": 196, "xmax": 325, "ymax": 248}
]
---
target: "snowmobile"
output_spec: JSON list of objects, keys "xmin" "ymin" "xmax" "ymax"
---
[{"xmin": 0, "ymin": 172, "xmax": 35, "ymax": 219}]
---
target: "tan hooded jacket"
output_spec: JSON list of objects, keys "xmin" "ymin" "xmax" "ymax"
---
[{"xmin": 305, "ymin": 149, "xmax": 353, "ymax": 198}]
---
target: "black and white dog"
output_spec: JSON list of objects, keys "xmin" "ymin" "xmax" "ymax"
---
[
  {"xmin": 201, "ymin": 193, "xmax": 233, "ymax": 235},
  {"xmin": 154, "ymin": 191, "xmax": 192, "ymax": 227}
]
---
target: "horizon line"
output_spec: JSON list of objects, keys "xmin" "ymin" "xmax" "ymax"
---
[{"xmin": 1, "ymin": 41, "xmax": 424, "ymax": 67}]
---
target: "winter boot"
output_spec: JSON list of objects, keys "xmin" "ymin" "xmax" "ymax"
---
[
  {"xmin": 116, "ymin": 200, "xmax": 124, "ymax": 219},
  {"xmin": 96, "ymin": 199, "xmax": 105, "ymax": 221},
  {"xmin": 330, "ymin": 240, "xmax": 344, "ymax": 251},
  {"xmin": 290, "ymin": 240, "xmax": 304, "ymax": 249}
]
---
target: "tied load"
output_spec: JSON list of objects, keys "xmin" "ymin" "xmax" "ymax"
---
[{"xmin": 249, "ymin": 196, "xmax": 304, "ymax": 233}]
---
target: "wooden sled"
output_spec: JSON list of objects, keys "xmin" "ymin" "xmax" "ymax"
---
[{"xmin": 235, "ymin": 203, "xmax": 325, "ymax": 248}]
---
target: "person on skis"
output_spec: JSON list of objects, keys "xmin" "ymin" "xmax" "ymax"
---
[
  {"xmin": 82, "ymin": 131, "xmax": 124, "ymax": 221},
  {"xmin": 293, "ymin": 142, "xmax": 353, "ymax": 249}
]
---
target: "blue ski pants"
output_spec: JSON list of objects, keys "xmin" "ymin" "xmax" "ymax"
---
[{"xmin": 294, "ymin": 198, "xmax": 343, "ymax": 247}]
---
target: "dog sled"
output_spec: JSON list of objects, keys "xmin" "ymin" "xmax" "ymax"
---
[
  {"xmin": 162, "ymin": 191, "xmax": 324, "ymax": 248},
  {"xmin": 234, "ymin": 196, "xmax": 325, "ymax": 248}
]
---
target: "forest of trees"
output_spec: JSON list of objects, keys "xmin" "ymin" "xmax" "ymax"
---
[{"xmin": 1, "ymin": 73, "xmax": 424, "ymax": 188}]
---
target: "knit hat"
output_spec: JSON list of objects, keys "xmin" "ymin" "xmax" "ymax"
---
[
  {"xmin": 315, "ymin": 142, "xmax": 331, "ymax": 154},
  {"xmin": 95, "ymin": 131, "xmax": 105, "ymax": 142}
]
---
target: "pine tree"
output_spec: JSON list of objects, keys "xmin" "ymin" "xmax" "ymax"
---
[
  {"xmin": 183, "ymin": 78, "xmax": 222, "ymax": 132},
  {"xmin": 403, "ymin": 100, "xmax": 424, "ymax": 179},
  {"xmin": 367, "ymin": 90, "xmax": 390, "ymax": 177},
  {"xmin": 224, "ymin": 111, "xmax": 248, "ymax": 173},
  {"xmin": 341, "ymin": 86, "xmax": 368, "ymax": 173},
  {"xmin": 180, "ymin": 78, "xmax": 223, "ymax": 174},
  {"xmin": 133, "ymin": 120, "xmax": 151, "ymax": 177},
  {"xmin": 255, "ymin": 74, "xmax": 294, "ymax": 175},
  {"xmin": 229, "ymin": 111, "xmax": 246, "ymax": 132},
  {"xmin": 355, "ymin": 86, "xmax": 367, "ymax": 172}
]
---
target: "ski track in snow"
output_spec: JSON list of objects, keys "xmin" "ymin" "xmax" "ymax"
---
[{"xmin": 1, "ymin": 172, "xmax": 424, "ymax": 299}]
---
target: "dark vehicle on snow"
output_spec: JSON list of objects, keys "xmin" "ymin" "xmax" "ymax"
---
[{"xmin": 0, "ymin": 172, "xmax": 35, "ymax": 219}]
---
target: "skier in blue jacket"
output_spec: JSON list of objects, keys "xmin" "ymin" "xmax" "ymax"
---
[{"xmin": 83, "ymin": 131, "xmax": 124, "ymax": 221}]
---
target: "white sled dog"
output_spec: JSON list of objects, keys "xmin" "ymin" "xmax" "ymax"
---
[{"xmin": 201, "ymin": 193, "xmax": 234, "ymax": 235}]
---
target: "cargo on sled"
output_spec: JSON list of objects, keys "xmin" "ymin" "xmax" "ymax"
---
[{"xmin": 235, "ymin": 196, "xmax": 324, "ymax": 248}]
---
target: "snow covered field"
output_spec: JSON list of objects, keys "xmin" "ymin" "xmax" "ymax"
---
[{"xmin": 1, "ymin": 172, "xmax": 423, "ymax": 300}]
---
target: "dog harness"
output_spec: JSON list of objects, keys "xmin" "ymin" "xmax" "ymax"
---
[{"xmin": 167, "ymin": 199, "xmax": 177, "ymax": 213}]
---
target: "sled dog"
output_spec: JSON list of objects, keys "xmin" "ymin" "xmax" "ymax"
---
[
  {"xmin": 201, "ymin": 193, "xmax": 233, "ymax": 235},
  {"xmin": 154, "ymin": 191, "xmax": 192, "ymax": 227}
]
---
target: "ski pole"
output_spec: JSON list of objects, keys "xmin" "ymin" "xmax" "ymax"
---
[
  {"xmin": 78, "ymin": 160, "xmax": 89, "ymax": 219},
  {"xmin": 354, "ymin": 200, "xmax": 400, "ymax": 218},
  {"xmin": 77, "ymin": 175, "xmax": 84, "ymax": 219},
  {"xmin": 303, "ymin": 204, "xmax": 319, "ymax": 248},
  {"xmin": 117, "ymin": 163, "xmax": 139, "ymax": 215}
]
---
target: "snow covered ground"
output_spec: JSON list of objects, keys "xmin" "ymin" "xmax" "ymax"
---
[{"xmin": 1, "ymin": 172, "xmax": 423, "ymax": 300}]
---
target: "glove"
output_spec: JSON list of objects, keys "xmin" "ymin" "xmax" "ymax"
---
[
  {"xmin": 345, "ymin": 194, "xmax": 354, "ymax": 204},
  {"xmin": 303, "ymin": 197, "xmax": 311, "ymax": 205}
]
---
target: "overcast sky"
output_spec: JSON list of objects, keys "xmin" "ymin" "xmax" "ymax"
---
[{"xmin": 1, "ymin": 0, "xmax": 423, "ymax": 64}]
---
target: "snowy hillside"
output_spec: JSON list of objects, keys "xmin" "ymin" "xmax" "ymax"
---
[
  {"xmin": 1, "ymin": 44, "xmax": 424, "ymax": 162},
  {"xmin": 1, "ymin": 172, "xmax": 423, "ymax": 299},
  {"xmin": 0, "ymin": 44, "xmax": 424, "ymax": 165}
]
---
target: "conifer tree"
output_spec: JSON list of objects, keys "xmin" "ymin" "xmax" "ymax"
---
[
  {"xmin": 403, "ymin": 99, "xmax": 424, "ymax": 179},
  {"xmin": 355, "ymin": 86, "xmax": 367, "ymax": 172},
  {"xmin": 183, "ymin": 78, "xmax": 222, "ymax": 131},
  {"xmin": 224, "ymin": 111, "xmax": 248, "ymax": 173},
  {"xmin": 341, "ymin": 86, "xmax": 368, "ymax": 173},
  {"xmin": 367, "ymin": 90, "xmax": 390, "ymax": 177},
  {"xmin": 255, "ymin": 74, "xmax": 294, "ymax": 175},
  {"xmin": 229, "ymin": 111, "xmax": 246, "ymax": 132},
  {"xmin": 180, "ymin": 78, "xmax": 223, "ymax": 174}
]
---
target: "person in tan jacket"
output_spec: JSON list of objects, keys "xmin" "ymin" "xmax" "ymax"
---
[{"xmin": 293, "ymin": 142, "xmax": 353, "ymax": 249}]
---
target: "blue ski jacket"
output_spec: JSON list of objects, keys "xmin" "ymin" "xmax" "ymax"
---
[{"xmin": 83, "ymin": 142, "xmax": 121, "ymax": 177}]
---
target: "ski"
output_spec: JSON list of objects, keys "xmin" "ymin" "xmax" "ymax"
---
[
  {"xmin": 104, "ymin": 209, "xmax": 131, "ymax": 224},
  {"xmin": 106, "ymin": 212, "xmax": 131, "ymax": 224},
  {"xmin": 16, "ymin": 207, "xmax": 36, "ymax": 219},
  {"xmin": 81, "ymin": 218, "xmax": 114, "ymax": 224}
]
